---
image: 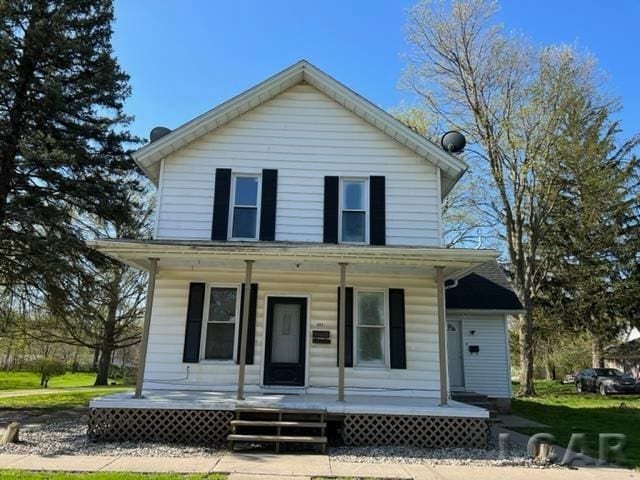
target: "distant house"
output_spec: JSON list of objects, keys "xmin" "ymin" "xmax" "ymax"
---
[
  {"xmin": 88, "ymin": 60, "xmax": 522, "ymax": 451},
  {"xmin": 606, "ymin": 328, "xmax": 640, "ymax": 379}
]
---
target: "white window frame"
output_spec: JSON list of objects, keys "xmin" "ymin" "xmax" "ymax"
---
[
  {"xmin": 200, "ymin": 283, "xmax": 242, "ymax": 362},
  {"xmin": 228, "ymin": 173, "xmax": 262, "ymax": 241},
  {"xmin": 353, "ymin": 288, "xmax": 389, "ymax": 368},
  {"xmin": 339, "ymin": 177, "xmax": 369, "ymax": 245}
]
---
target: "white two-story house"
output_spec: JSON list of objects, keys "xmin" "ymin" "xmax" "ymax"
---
[{"xmin": 89, "ymin": 60, "xmax": 521, "ymax": 451}]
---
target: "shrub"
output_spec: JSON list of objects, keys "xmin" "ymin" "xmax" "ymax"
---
[{"xmin": 30, "ymin": 358, "xmax": 67, "ymax": 388}]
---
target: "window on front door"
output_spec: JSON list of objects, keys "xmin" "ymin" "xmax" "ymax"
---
[
  {"xmin": 355, "ymin": 290, "xmax": 386, "ymax": 366},
  {"xmin": 340, "ymin": 178, "xmax": 368, "ymax": 243},
  {"xmin": 230, "ymin": 175, "xmax": 260, "ymax": 240},
  {"xmin": 204, "ymin": 286, "xmax": 239, "ymax": 360}
]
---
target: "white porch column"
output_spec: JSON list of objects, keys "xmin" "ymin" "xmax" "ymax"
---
[
  {"xmin": 237, "ymin": 259, "xmax": 254, "ymax": 400},
  {"xmin": 436, "ymin": 266, "xmax": 448, "ymax": 406},
  {"xmin": 134, "ymin": 257, "xmax": 159, "ymax": 399},
  {"xmin": 338, "ymin": 262, "xmax": 348, "ymax": 402}
]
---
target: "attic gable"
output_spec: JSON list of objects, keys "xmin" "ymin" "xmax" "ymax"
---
[{"xmin": 132, "ymin": 60, "xmax": 467, "ymax": 196}]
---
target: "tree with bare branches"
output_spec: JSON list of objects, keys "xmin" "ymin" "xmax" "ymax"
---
[{"xmin": 402, "ymin": 0, "xmax": 616, "ymax": 395}]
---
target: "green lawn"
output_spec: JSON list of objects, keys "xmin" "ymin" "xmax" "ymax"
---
[
  {"xmin": 0, "ymin": 387, "xmax": 131, "ymax": 411},
  {"xmin": 0, "ymin": 371, "xmax": 132, "ymax": 411},
  {"xmin": 0, "ymin": 371, "xmax": 120, "ymax": 390},
  {"xmin": 512, "ymin": 380, "xmax": 640, "ymax": 469},
  {"xmin": 0, "ymin": 472, "xmax": 226, "ymax": 480}
]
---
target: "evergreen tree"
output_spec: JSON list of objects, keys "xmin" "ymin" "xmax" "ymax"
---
[
  {"xmin": 0, "ymin": 0, "xmax": 140, "ymax": 299},
  {"xmin": 538, "ymin": 96, "xmax": 640, "ymax": 367}
]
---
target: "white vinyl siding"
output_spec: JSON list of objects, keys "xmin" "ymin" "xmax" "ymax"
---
[
  {"xmin": 143, "ymin": 268, "xmax": 441, "ymax": 397},
  {"xmin": 448, "ymin": 313, "xmax": 511, "ymax": 398},
  {"xmin": 155, "ymin": 84, "xmax": 441, "ymax": 246}
]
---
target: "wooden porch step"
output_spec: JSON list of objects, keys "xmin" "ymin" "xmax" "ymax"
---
[
  {"xmin": 228, "ymin": 434, "xmax": 327, "ymax": 444},
  {"xmin": 231, "ymin": 420, "xmax": 326, "ymax": 428},
  {"xmin": 234, "ymin": 407, "xmax": 326, "ymax": 415}
]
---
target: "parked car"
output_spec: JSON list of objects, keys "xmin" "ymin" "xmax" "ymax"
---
[
  {"xmin": 575, "ymin": 368, "xmax": 640, "ymax": 395},
  {"xmin": 562, "ymin": 372, "xmax": 577, "ymax": 384}
]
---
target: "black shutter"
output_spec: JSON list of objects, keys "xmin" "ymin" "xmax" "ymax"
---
[
  {"xmin": 211, "ymin": 168, "xmax": 232, "ymax": 240},
  {"xmin": 389, "ymin": 288, "xmax": 407, "ymax": 369},
  {"xmin": 236, "ymin": 283, "xmax": 258, "ymax": 365},
  {"xmin": 259, "ymin": 169, "xmax": 278, "ymax": 241},
  {"xmin": 323, "ymin": 176, "xmax": 339, "ymax": 243},
  {"xmin": 182, "ymin": 283, "xmax": 206, "ymax": 363},
  {"xmin": 370, "ymin": 176, "xmax": 386, "ymax": 245},
  {"xmin": 336, "ymin": 286, "xmax": 354, "ymax": 367}
]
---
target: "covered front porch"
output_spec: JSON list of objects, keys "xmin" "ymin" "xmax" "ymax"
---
[
  {"xmin": 88, "ymin": 239, "xmax": 496, "ymax": 450},
  {"xmin": 90, "ymin": 239, "xmax": 497, "ymax": 405}
]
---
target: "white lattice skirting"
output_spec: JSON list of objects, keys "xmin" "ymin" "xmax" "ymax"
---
[
  {"xmin": 342, "ymin": 414, "xmax": 489, "ymax": 448},
  {"xmin": 88, "ymin": 409, "xmax": 488, "ymax": 448},
  {"xmin": 87, "ymin": 408, "xmax": 234, "ymax": 444}
]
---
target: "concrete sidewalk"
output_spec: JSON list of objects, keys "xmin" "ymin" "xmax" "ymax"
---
[{"xmin": 1, "ymin": 452, "xmax": 639, "ymax": 479}]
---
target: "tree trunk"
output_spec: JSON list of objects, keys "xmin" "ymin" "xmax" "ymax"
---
[
  {"xmin": 517, "ymin": 307, "xmax": 536, "ymax": 396},
  {"xmin": 544, "ymin": 357, "xmax": 556, "ymax": 380},
  {"xmin": 592, "ymin": 338, "xmax": 605, "ymax": 368},
  {"xmin": 95, "ymin": 348, "xmax": 112, "ymax": 386},
  {"xmin": 71, "ymin": 348, "xmax": 79, "ymax": 373},
  {"xmin": 92, "ymin": 348, "xmax": 100, "ymax": 371}
]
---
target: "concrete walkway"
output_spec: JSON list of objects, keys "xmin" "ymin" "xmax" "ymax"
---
[{"xmin": 1, "ymin": 452, "xmax": 638, "ymax": 479}]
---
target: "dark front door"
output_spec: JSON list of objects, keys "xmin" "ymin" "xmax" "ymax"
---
[{"xmin": 264, "ymin": 297, "xmax": 307, "ymax": 386}]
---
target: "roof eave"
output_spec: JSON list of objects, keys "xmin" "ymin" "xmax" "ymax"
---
[{"xmin": 132, "ymin": 60, "xmax": 467, "ymax": 192}]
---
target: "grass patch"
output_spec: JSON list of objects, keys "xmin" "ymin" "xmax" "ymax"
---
[
  {"xmin": 512, "ymin": 380, "xmax": 640, "ymax": 468},
  {"xmin": 0, "ymin": 371, "xmax": 124, "ymax": 390},
  {"xmin": 0, "ymin": 472, "xmax": 226, "ymax": 480},
  {"xmin": 0, "ymin": 387, "xmax": 131, "ymax": 411}
]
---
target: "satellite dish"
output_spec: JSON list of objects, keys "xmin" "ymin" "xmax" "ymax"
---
[
  {"xmin": 441, "ymin": 131, "xmax": 466, "ymax": 153},
  {"xmin": 150, "ymin": 126, "xmax": 172, "ymax": 143}
]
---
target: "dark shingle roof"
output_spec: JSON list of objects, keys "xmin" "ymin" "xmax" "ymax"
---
[{"xmin": 446, "ymin": 261, "xmax": 523, "ymax": 311}]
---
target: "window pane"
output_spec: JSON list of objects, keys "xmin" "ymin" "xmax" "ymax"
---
[
  {"xmin": 357, "ymin": 292, "xmax": 384, "ymax": 326},
  {"xmin": 357, "ymin": 327, "xmax": 384, "ymax": 365},
  {"xmin": 341, "ymin": 211, "xmax": 365, "ymax": 242},
  {"xmin": 208, "ymin": 288, "xmax": 237, "ymax": 323},
  {"xmin": 271, "ymin": 303, "xmax": 301, "ymax": 363},
  {"xmin": 235, "ymin": 177, "xmax": 258, "ymax": 206},
  {"xmin": 232, "ymin": 207, "xmax": 257, "ymax": 238},
  {"xmin": 205, "ymin": 323, "xmax": 235, "ymax": 359},
  {"xmin": 343, "ymin": 181, "xmax": 364, "ymax": 210}
]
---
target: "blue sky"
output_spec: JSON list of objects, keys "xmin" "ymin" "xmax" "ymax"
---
[{"xmin": 112, "ymin": 0, "xmax": 640, "ymax": 142}]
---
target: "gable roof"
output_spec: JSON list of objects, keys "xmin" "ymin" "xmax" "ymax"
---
[
  {"xmin": 446, "ymin": 261, "xmax": 524, "ymax": 312},
  {"xmin": 131, "ymin": 60, "xmax": 467, "ymax": 196}
]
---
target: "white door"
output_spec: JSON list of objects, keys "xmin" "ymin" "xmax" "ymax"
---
[{"xmin": 447, "ymin": 320, "xmax": 465, "ymax": 389}]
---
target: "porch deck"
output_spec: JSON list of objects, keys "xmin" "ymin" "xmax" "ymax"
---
[{"xmin": 90, "ymin": 390, "xmax": 489, "ymax": 418}]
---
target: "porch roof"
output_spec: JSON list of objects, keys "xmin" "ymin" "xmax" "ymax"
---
[{"xmin": 88, "ymin": 239, "xmax": 498, "ymax": 280}]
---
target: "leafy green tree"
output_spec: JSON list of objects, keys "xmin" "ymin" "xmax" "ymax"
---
[
  {"xmin": 31, "ymin": 357, "xmax": 66, "ymax": 388},
  {"xmin": 0, "ymin": 0, "xmax": 140, "ymax": 301}
]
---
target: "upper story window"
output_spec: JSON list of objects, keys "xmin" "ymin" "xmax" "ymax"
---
[
  {"xmin": 340, "ymin": 178, "xmax": 368, "ymax": 244},
  {"xmin": 230, "ymin": 174, "xmax": 261, "ymax": 240},
  {"xmin": 203, "ymin": 286, "xmax": 240, "ymax": 360},
  {"xmin": 355, "ymin": 290, "xmax": 387, "ymax": 367}
]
